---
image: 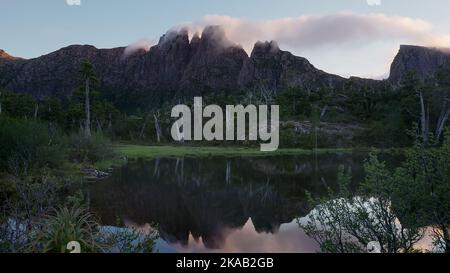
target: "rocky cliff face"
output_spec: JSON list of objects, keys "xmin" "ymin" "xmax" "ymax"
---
[
  {"xmin": 179, "ymin": 26, "xmax": 249, "ymax": 96},
  {"xmin": 0, "ymin": 45, "xmax": 133, "ymax": 99},
  {"xmin": 389, "ymin": 45, "xmax": 450, "ymax": 85},
  {"xmin": 2, "ymin": 26, "xmax": 449, "ymax": 110},
  {"xmin": 239, "ymin": 41, "xmax": 346, "ymax": 92}
]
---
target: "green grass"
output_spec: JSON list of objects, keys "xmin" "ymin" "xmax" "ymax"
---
[{"xmin": 115, "ymin": 144, "xmax": 362, "ymax": 159}]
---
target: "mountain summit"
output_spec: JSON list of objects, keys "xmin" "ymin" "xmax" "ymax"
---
[
  {"xmin": 1, "ymin": 26, "xmax": 450, "ymax": 110},
  {"xmin": 389, "ymin": 45, "xmax": 450, "ymax": 85},
  {"xmin": 0, "ymin": 49, "xmax": 20, "ymax": 62}
]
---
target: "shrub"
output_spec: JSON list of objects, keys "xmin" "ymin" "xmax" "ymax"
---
[
  {"xmin": 0, "ymin": 117, "xmax": 65, "ymax": 175},
  {"xmin": 99, "ymin": 225, "xmax": 158, "ymax": 253},
  {"xmin": 31, "ymin": 206, "xmax": 101, "ymax": 253},
  {"xmin": 67, "ymin": 132, "xmax": 115, "ymax": 164}
]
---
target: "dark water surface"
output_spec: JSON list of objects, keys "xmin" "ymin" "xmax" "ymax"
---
[{"xmin": 88, "ymin": 153, "xmax": 401, "ymax": 253}]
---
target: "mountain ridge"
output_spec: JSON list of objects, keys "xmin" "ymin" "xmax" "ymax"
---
[{"xmin": 1, "ymin": 26, "xmax": 450, "ymax": 110}]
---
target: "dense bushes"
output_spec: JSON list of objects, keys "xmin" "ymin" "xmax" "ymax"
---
[
  {"xmin": 0, "ymin": 117, "xmax": 117, "ymax": 174},
  {"xmin": 0, "ymin": 117, "xmax": 65, "ymax": 174}
]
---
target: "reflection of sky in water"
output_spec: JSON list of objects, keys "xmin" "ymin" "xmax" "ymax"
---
[
  {"xmin": 154, "ymin": 218, "xmax": 319, "ymax": 253},
  {"xmin": 108, "ymin": 215, "xmax": 439, "ymax": 253},
  {"xmin": 90, "ymin": 155, "xmax": 406, "ymax": 253}
]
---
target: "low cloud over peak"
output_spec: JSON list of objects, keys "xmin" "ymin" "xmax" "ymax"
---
[
  {"xmin": 123, "ymin": 39, "xmax": 155, "ymax": 57},
  {"xmin": 127, "ymin": 12, "xmax": 450, "ymax": 78},
  {"xmin": 184, "ymin": 13, "xmax": 450, "ymax": 53},
  {"xmin": 181, "ymin": 13, "xmax": 450, "ymax": 78}
]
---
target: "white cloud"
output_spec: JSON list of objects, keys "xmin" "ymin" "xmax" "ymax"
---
[
  {"xmin": 367, "ymin": 0, "xmax": 382, "ymax": 6},
  {"xmin": 176, "ymin": 13, "xmax": 450, "ymax": 78},
  {"xmin": 66, "ymin": 0, "xmax": 81, "ymax": 6},
  {"xmin": 123, "ymin": 39, "xmax": 155, "ymax": 57},
  {"xmin": 183, "ymin": 13, "xmax": 450, "ymax": 53}
]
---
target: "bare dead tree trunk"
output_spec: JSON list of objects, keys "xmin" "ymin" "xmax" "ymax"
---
[
  {"xmin": 175, "ymin": 157, "xmax": 184, "ymax": 185},
  {"xmin": 419, "ymin": 91, "xmax": 429, "ymax": 144},
  {"xmin": 139, "ymin": 114, "xmax": 149, "ymax": 140},
  {"xmin": 260, "ymin": 86, "xmax": 275, "ymax": 105},
  {"xmin": 154, "ymin": 112, "xmax": 162, "ymax": 143},
  {"xmin": 153, "ymin": 158, "xmax": 160, "ymax": 178},
  {"xmin": 436, "ymin": 98, "xmax": 450, "ymax": 141},
  {"xmin": 96, "ymin": 118, "xmax": 103, "ymax": 133},
  {"xmin": 436, "ymin": 108, "xmax": 450, "ymax": 140},
  {"xmin": 34, "ymin": 102, "xmax": 39, "ymax": 120},
  {"xmin": 245, "ymin": 92, "xmax": 254, "ymax": 105},
  {"xmin": 84, "ymin": 78, "xmax": 91, "ymax": 138},
  {"xmin": 226, "ymin": 160, "xmax": 231, "ymax": 185},
  {"xmin": 320, "ymin": 105, "xmax": 328, "ymax": 120}
]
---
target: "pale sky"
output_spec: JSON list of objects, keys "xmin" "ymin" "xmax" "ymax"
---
[{"xmin": 2, "ymin": 0, "xmax": 450, "ymax": 78}]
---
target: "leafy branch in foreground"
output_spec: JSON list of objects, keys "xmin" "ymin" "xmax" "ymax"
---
[
  {"xmin": 300, "ymin": 161, "xmax": 425, "ymax": 253},
  {"xmin": 301, "ymin": 129, "xmax": 450, "ymax": 253},
  {"xmin": 99, "ymin": 222, "xmax": 159, "ymax": 253}
]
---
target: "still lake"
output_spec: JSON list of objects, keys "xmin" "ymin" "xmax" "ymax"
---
[{"xmin": 88, "ymin": 152, "xmax": 401, "ymax": 253}]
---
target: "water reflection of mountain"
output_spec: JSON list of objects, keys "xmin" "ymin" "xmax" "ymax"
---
[{"xmin": 89, "ymin": 154, "xmax": 370, "ymax": 249}]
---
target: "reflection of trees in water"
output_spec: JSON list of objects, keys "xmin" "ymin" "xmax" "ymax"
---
[
  {"xmin": 175, "ymin": 157, "xmax": 184, "ymax": 185},
  {"xmin": 226, "ymin": 160, "xmax": 231, "ymax": 185},
  {"xmin": 88, "ymin": 154, "xmax": 380, "ymax": 249},
  {"xmin": 153, "ymin": 158, "xmax": 160, "ymax": 178}
]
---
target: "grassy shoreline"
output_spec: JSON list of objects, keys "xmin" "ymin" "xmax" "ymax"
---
[
  {"xmin": 91, "ymin": 144, "xmax": 405, "ymax": 170},
  {"xmin": 113, "ymin": 144, "xmax": 403, "ymax": 159},
  {"xmin": 115, "ymin": 145, "xmax": 352, "ymax": 159}
]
